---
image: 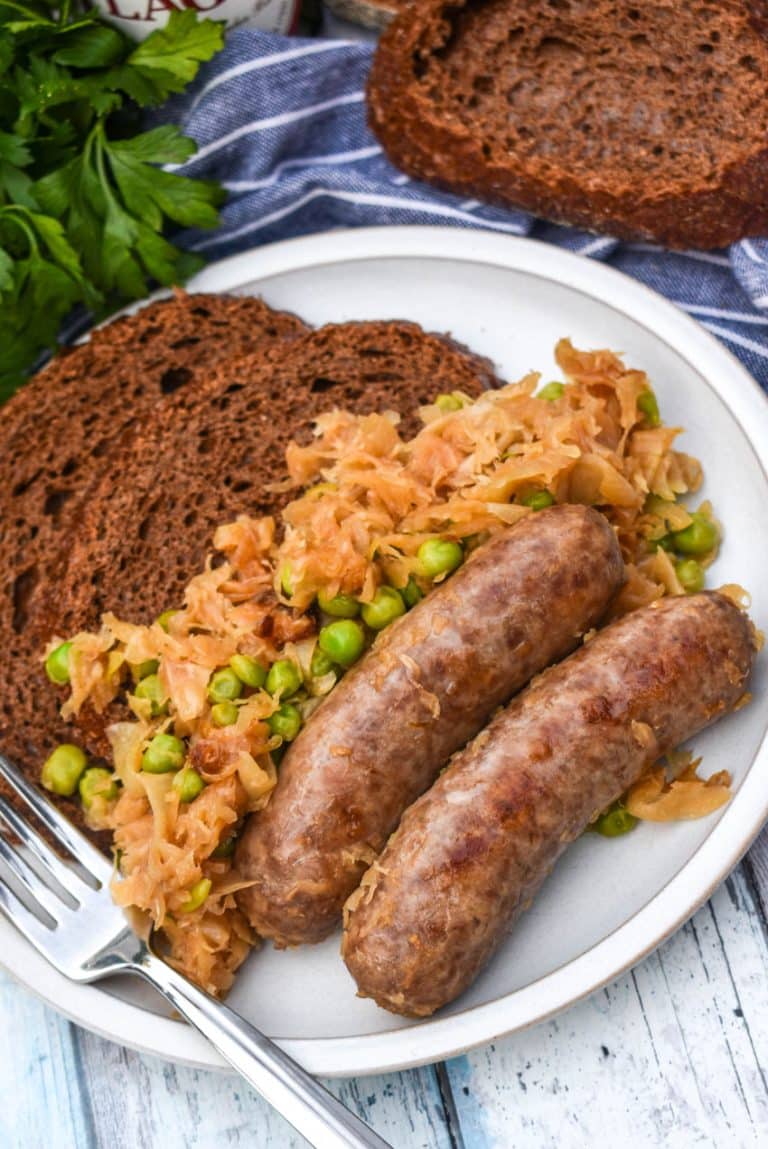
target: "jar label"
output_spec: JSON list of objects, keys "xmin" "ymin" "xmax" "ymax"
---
[{"xmin": 95, "ymin": 0, "xmax": 300, "ymax": 40}]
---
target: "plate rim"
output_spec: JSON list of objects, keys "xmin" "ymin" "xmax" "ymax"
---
[{"xmin": 3, "ymin": 224, "xmax": 768, "ymax": 1077}]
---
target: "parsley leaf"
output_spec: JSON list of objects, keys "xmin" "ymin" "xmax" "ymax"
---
[
  {"xmin": 52, "ymin": 22, "xmax": 127, "ymax": 69},
  {"xmin": 0, "ymin": 8, "xmax": 226, "ymax": 396},
  {"xmin": 0, "ymin": 205, "xmax": 95, "ymax": 399},
  {"xmin": 0, "ymin": 130, "xmax": 31, "ymax": 167},
  {"xmin": 36, "ymin": 120, "xmax": 221, "ymax": 297},
  {"xmin": 108, "ymin": 127, "xmax": 222, "ymax": 229},
  {"xmin": 105, "ymin": 12, "xmax": 224, "ymax": 107},
  {"xmin": 0, "ymin": 129, "xmax": 37, "ymax": 207}
]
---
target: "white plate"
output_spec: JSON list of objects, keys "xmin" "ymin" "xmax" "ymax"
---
[{"xmin": 3, "ymin": 227, "xmax": 768, "ymax": 1077}]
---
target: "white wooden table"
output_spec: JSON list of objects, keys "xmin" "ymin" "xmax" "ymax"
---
[
  {"xmin": 6, "ymin": 8, "xmax": 766, "ymax": 1143},
  {"xmin": 3, "ymin": 834, "xmax": 768, "ymax": 1149}
]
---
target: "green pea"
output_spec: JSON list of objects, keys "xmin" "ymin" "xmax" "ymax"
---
[
  {"xmin": 654, "ymin": 533, "xmax": 674, "ymax": 552},
  {"xmin": 306, "ymin": 481, "xmax": 337, "ymax": 498},
  {"xmin": 208, "ymin": 668, "xmax": 243, "ymax": 704},
  {"xmin": 310, "ymin": 647, "xmax": 336, "ymax": 679},
  {"xmin": 180, "ymin": 877, "xmax": 211, "ymax": 914},
  {"xmin": 45, "ymin": 641, "xmax": 73, "ymax": 686},
  {"xmin": 538, "ymin": 381, "xmax": 564, "ymax": 401},
  {"xmin": 267, "ymin": 702, "xmax": 302, "ymax": 742},
  {"xmin": 131, "ymin": 658, "xmax": 159, "ymax": 682},
  {"xmin": 317, "ymin": 590, "xmax": 360, "ymax": 618},
  {"xmin": 41, "ymin": 744, "xmax": 87, "ymax": 797},
  {"xmin": 676, "ymin": 559, "xmax": 705, "ymax": 594},
  {"xmin": 156, "ymin": 609, "xmax": 179, "ymax": 633},
  {"xmin": 417, "ymin": 538, "xmax": 464, "ymax": 579},
  {"xmin": 211, "ymin": 701, "xmax": 238, "ymax": 727},
  {"xmin": 279, "ymin": 563, "xmax": 293, "ymax": 597},
  {"xmin": 134, "ymin": 673, "xmax": 168, "ymax": 717},
  {"xmin": 637, "ymin": 390, "xmax": 661, "ymax": 427},
  {"xmin": 229, "ymin": 654, "xmax": 267, "ymax": 689},
  {"xmin": 593, "ymin": 803, "xmax": 638, "ymax": 838},
  {"xmin": 211, "ymin": 835, "xmax": 237, "ymax": 859},
  {"xmin": 318, "ymin": 619, "xmax": 365, "ymax": 667},
  {"xmin": 671, "ymin": 513, "xmax": 719, "ymax": 557},
  {"xmin": 78, "ymin": 767, "xmax": 119, "ymax": 811},
  {"xmin": 361, "ymin": 586, "xmax": 406, "ymax": 631},
  {"xmin": 266, "ymin": 659, "xmax": 302, "ymax": 698},
  {"xmin": 434, "ymin": 393, "xmax": 463, "ymax": 412},
  {"xmin": 521, "ymin": 490, "xmax": 555, "ymax": 512},
  {"xmin": 173, "ymin": 768, "xmax": 205, "ymax": 803},
  {"xmin": 402, "ymin": 576, "xmax": 423, "ymax": 609},
  {"xmin": 141, "ymin": 733, "xmax": 185, "ymax": 775}
]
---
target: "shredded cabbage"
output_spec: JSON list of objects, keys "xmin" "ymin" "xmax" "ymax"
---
[
  {"xmin": 44, "ymin": 340, "xmax": 738, "ymax": 994},
  {"xmin": 625, "ymin": 753, "xmax": 732, "ymax": 822}
]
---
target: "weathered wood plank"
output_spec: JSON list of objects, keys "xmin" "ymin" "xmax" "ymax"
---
[
  {"xmin": 70, "ymin": 1023, "xmax": 454, "ymax": 1149},
  {"xmin": 444, "ymin": 864, "xmax": 768, "ymax": 1148},
  {"xmin": 745, "ymin": 827, "xmax": 768, "ymax": 922},
  {"xmin": 0, "ymin": 968, "xmax": 453, "ymax": 1149},
  {"xmin": 5, "ymin": 860, "xmax": 768, "ymax": 1148},
  {"xmin": 0, "ymin": 968, "xmax": 94, "ymax": 1149}
]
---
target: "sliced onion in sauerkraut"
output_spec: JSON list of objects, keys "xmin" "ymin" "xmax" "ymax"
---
[{"xmin": 624, "ymin": 756, "xmax": 732, "ymax": 822}]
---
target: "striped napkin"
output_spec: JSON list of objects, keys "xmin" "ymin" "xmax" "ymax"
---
[{"xmin": 156, "ymin": 27, "xmax": 768, "ymax": 390}]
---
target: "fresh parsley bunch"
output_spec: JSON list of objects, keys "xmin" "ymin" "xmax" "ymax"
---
[{"xmin": 0, "ymin": 1, "xmax": 226, "ymax": 397}]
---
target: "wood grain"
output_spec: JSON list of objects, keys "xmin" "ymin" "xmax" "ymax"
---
[
  {"xmin": 745, "ymin": 826, "xmax": 768, "ymax": 923},
  {"xmin": 4, "ymin": 860, "xmax": 768, "ymax": 1147},
  {"xmin": 446, "ymin": 866, "xmax": 768, "ymax": 1148},
  {"xmin": 0, "ymin": 969, "xmax": 94, "ymax": 1149},
  {"xmin": 0, "ymin": 972, "xmax": 456, "ymax": 1149}
]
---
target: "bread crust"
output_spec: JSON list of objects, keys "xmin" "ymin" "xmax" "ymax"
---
[
  {"xmin": 2, "ymin": 302, "xmax": 499, "ymax": 842},
  {"xmin": 0, "ymin": 293, "xmax": 307, "ymax": 840},
  {"xmin": 28, "ymin": 318, "xmax": 497, "ymax": 769},
  {"xmin": 368, "ymin": 0, "xmax": 768, "ymax": 249}
]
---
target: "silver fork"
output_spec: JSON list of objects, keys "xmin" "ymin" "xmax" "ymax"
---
[{"xmin": 0, "ymin": 752, "xmax": 392, "ymax": 1149}]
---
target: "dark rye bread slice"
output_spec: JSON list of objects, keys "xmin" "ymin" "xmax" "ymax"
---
[
  {"xmin": 0, "ymin": 292, "xmax": 307, "ymax": 836},
  {"xmin": 368, "ymin": 0, "xmax": 768, "ymax": 250},
  {"xmin": 39, "ymin": 319, "xmax": 498, "ymax": 759},
  {"xmin": 51, "ymin": 319, "xmax": 498, "ymax": 635},
  {"xmin": 1, "ymin": 291, "xmax": 307, "ymax": 641}
]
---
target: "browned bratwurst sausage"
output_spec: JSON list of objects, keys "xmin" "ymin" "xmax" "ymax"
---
[
  {"xmin": 342, "ymin": 592, "xmax": 756, "ymax": 1017},
  {"xmin": 236, "ymin": 505, "xmax": 624, "ymax": 946}
]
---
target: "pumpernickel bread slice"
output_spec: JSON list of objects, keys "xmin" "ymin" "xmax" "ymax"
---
[
  {"xmin": 0, "ymin": 291, "xmax": 306, "ymax": 638},
  {"xmin": 368, "ymin": 0, "xmax": 768, "ymax": 249},
  {"xmin": 35, "ymin": 318, "xmax": 497, "ymax": 762},
  {"xmin": 47, "ymin": 318, "xmax": 498, "ymax": 636},
  {"xmin": 0, "ymin": 292, "xmax": 307, "ymax": 835}
]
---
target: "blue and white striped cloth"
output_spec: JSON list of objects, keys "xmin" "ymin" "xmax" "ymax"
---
[{"xmin": 157, "ymin": 28, "xmax": 768, "ymax": 390}]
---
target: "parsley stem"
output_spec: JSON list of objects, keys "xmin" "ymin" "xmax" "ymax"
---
[
  {"xmin": 0, "ymin": 206, "xmax": 39, "ymax": 256},
  {"xmin": 0, "ymin": 8, "xmax": 225, "ymax": 396},
  {"xmin": 92, "ymin": 123, "xmax": 117, "ymax": 212},
  {"xmin": 0, "ymin": 1, "xmax": 54, "ymax": 22}
]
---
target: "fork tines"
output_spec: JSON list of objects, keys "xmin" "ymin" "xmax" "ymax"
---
[{"xmin": 0, "ymin": 752, "xmax": 112, "ymax": 886}]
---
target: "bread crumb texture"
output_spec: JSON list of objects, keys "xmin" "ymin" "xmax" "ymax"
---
[{"xmin": 369, "ymin": 0, "xmax": 768, "ymax": 247}]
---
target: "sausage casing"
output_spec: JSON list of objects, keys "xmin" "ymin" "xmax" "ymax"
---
[
  {"xmin": 236, "ymin": 504, "xmax": 624, "ymax": 945},
  {"xmin": 342, "ymin": 592, "xmax": 756, "ymax": 1016}
]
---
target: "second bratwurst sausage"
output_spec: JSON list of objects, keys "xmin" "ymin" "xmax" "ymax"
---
[
  {"xmin": 342, "ymin": 591, "xmax": 756, "ymax": 1017},
  {"xmin": 236, "ymin": 504, "xmax": 624, "ymax": 945}
]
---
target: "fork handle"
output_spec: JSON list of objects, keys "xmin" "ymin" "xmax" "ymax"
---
[{"xmin": 135, "ymin": 952, "xmax": 392, "ymax": 1149}]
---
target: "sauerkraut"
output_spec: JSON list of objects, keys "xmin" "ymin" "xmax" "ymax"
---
[{"xmin": 44, "ymin": 340, "xmax": 735, "ymax": 994}]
